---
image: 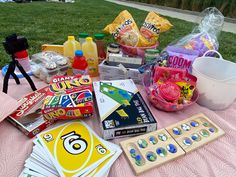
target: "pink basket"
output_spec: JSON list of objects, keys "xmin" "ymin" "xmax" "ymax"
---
[
  {"xmin": 143, "ymin": 68, "xmax": 199, "ymax": 112},
  {"xmin": 120, "ymin": 42, "xmax": 159, "ymax": 58}
]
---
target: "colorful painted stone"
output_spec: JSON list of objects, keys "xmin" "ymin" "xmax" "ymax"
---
[
  {"xmin": 181, "ymin": 123, "xmax": 191, "ymax": 131},
  {"xmin": 191, "ymin": 133, "xmax": 201, "ymax": 141},
  {"xmin": 149, "ymin": 136, "xmax": 157, "ymax": 145},
  {"xmin": 173, "ymin": 127, "xmax": 182, "ymax": 135},
  {"xmin": 203, "ymin": 122, "xmax": 209, "ymax": 127},
  {"xmin": 135, "ymin": 154, "xmax": 142, "ymax": 161},
  {"xmin": 209, "ymin": 127, "xmax": 216, "ymax": 133},
  {"xmin": 183, "ymin": 137, "xmax": 192, "ymax": 146},
  {"xmin": 135, "ymin": 155, "xmax": 143, "ymax": 166},
  {"xmin": 130, "ymin": 148, "xmax": 136, "ymax": 158},
  {"xmin": 146, "ymin": 152, "xmax": 157, "ymax": 162},
  {"xmin": 156, "ymin": 147, "xmax": 167, "ymax": 157},
  {"xmin": 190, "ymin": 121, "xmax": 199, "ymax": 127},
  {"xmin": 200, "ymin": 129, "xmax": 210, "ymax": 137},
  {"xmin": 158, "ymin": 134, "xmax": 168, "ymax": 141},
  {"xmin": 138, "ymin": 139, "xmax": 148, "ymax": 148},
  {"xmin": 167, "ymin": 144, "xmax": 177, "ymax": 153}
]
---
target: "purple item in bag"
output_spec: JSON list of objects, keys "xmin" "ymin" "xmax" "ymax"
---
[{"xmin": 166, "ymin": 46, "xmax": 199, "ymax": 73}]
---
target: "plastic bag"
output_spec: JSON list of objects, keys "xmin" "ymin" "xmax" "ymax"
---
[{"xmin": 165, "ymin": 7, "xmax": 224, "ymax": 72}]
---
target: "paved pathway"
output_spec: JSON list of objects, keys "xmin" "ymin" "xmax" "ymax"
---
[{"xmin": 106, "ymin": 0, "xmax": 236, "ymax": 34}]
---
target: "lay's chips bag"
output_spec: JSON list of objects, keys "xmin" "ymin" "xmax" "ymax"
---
[
  {"xmin": 104, "ymin": 10, "xmax": 150, "ymax": 47},
  {"xmin": 140, "ymin": 12, "xmax": 172, "ymax": 45}
]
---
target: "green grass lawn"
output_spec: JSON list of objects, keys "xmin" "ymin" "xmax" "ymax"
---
[{"xmin": 0, "ymin": 0, "xmax": 235, "ymax": 68}]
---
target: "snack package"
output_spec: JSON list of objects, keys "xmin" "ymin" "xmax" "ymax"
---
[
  {"xmin": 164, "ymin": 7, "xmax": 224, "ymax": 72},
  {"xmin": 140, "ymin": 12, "xmax": 172, "ymax": 46},
  {"xmin": 166, "ymin": 46, "xmax": 199, "ymax": 73},
  {"xmin": 103, "ymin": 10, "xmax": 150, "ymax": 47}
]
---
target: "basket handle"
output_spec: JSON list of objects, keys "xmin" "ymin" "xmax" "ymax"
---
[{"xmin": 203, "ymin": 50, "xmax": 223, "ymax": 60}]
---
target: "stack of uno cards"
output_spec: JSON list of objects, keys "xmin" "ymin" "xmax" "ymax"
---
[{"xmin": 20, "ymin": 120, "xmax": 122, "ymax": 177}]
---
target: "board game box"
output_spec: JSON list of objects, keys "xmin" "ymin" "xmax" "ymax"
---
[
  {"xmin": 93, "ymin": 79, "xmax": 157, "ymax": 140},
  {"xmin": 120, "ymin": 113, "xmax": 225, "ymax": 175},
  {"xmin": 42, "ymin": 75, "xmax": 93, "ymax": 120},
  {"xmin": 8, "ymin": 86, "xmax": 55, "ymax": 138}
]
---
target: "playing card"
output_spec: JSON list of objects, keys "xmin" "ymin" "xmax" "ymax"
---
[{"xmin": 36, "ymin": 120, "xmax": 114, "ymax": 177}]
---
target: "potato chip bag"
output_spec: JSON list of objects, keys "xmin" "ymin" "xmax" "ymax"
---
[
  {"xmin": 103, "ymin": 10, "xmax": 149, "ymax": 47},
  {"xmin": 140, "ymin": 12, "xmax": 172, "ymax": 45}
]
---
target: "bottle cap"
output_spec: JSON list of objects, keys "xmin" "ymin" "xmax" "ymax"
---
[
  {"xmin": 75, "ymin": 50, "xmax": 83, "ymax": 56},
  {"xmin": 94, "ymin": 33, "xmax": 105, "ymax": 40},
  {"xmin": 68, "ymin": 36, "xmax": 75, "ymax": 40},
  {"xmin": 145, "ymin": 49, "xmax": 160, "ymax": 54},
  {"xmin": 108, "ymin": 43, "xmax": 120, "ymax": 49},
  {"xmin": 79, "ymin": 33, "xmax": 89, "ymax": 38},
  {"xmin": 85, "ymin": 37, "xmax": 93, "ymax": 42},
  {"xmin": 15, "ymin": 50, "xmax": 28, "ymax": 58}
]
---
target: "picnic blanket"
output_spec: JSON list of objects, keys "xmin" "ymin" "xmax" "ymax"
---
[{"xmin": 0, "ymin": 74, "xmax": 236, "ymax": 177}]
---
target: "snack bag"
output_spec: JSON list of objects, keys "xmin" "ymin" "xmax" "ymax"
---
[
  {"xmin": 166, "ymin": 46, "xmax": 200, "ymax": 73},
  {"xmin": 140, "ymin": 12, "xmax": 172, "ymax": 46},
  {"xmin": 103, "ymin": 10, "xmax": 149, "ymax": 47}
]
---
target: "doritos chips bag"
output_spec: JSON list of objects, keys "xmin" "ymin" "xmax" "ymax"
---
[
  {"xmin": 140, "ymin": 12, "xmax": 172, "ymax": 45},
  {"xmin": 104, "ymin": 10, "xmax": 149, "ymax": 47}
]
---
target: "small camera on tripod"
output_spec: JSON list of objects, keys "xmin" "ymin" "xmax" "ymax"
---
[
  {"xmin": 3, "ymin": 33, "xmax": 29, "ymax": 56},
  {"xmin": 2, "ymin": 33, "xmax": 36, "ymax": 94}
]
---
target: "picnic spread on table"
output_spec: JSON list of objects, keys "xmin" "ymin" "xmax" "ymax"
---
[{"xmin": 0, "ymin": 7, "xmax": 236, "ymax": 177}]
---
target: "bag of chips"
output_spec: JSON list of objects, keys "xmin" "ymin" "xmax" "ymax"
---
[
  {"xmin": 140, "ymin": 12, "xmax": 172, "ymax": 46},
  {"xmin": 104, "ymin": 10, "xmax": 150, "ymax": 47}
]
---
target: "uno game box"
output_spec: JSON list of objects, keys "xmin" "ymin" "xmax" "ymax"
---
[
  {"xmin": 8, "ymin": 86, "xmax": 55, "ymax": 138},
  {"xmin": 42, "ymin": 75, "xmax": 93, "ymax": 120},
  {"xmin": 93, "ymin": 79, "xmax": 157, "ymax": 140}
]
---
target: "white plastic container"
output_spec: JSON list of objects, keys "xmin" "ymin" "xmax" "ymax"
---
[{"xmin": 192, "ymin": 50, "xmax": 236, "ymax": 110}]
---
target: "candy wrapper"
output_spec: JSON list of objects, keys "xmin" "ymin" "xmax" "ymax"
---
[
  {"xmin": 164, "ymin": 7, "xmax": 224, "ymax": 72},
  {"xmin": 104, "ymin": 10, "xmax": 172, "ymax": 47}
]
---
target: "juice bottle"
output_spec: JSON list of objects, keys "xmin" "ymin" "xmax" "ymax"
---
[
  {"xmin": 94, "ymin": 33, "xmax": 106, "ymax": 64},
  {"xmin": 72, "ymin": 50, "xmax": 88, "ymax": 75},
  {"xmin": 63, "ymin": 36, "xmax": 81, "ymax": 64},
  {"xmin": 82, "ymin": 37, "xmax": 99, "ymax": 77},
  {"xmin": 78, "ymin": 32, "xmax": 89, "ymax": 45}
]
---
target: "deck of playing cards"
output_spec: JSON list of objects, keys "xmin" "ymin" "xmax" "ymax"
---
[{"xmin": 20, "ymin": 120, "xmax": 122, "ymax": 177}]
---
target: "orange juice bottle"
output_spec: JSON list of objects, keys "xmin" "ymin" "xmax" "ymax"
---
[
  {"xmin": 63, "ymin": 36, "xmax": 81, "ymax": 64},
  {"xmin": 82, "ymin": 37, "xmax": 99, "ymax": 77}
]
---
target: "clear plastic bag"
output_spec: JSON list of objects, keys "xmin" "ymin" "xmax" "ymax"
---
[
  {"xmin": 165, "ymin": 7, "xmax": 224, "ymax": 72},
  {"xmin": 171, "ymin": 7, "xmax": 223, "ymax": 55}
]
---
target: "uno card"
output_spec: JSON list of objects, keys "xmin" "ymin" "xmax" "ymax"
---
[
  {"xmin": 70, "ymin": 90, "xmax": 92, "ymax": 106},
  {"xmin": 84, "ymin": 141, "xmax": 122, "ymax": 177},
  {"xmin": 37, "ymin": 120, "xmax": 114, "ymax": 177},
  {"xmin": 26, "ymin": 157, "xmax": 58, "ymax": 176},
  {"xmin": 25, "ymin": 159, "xmax": 57, "ymax": 177},
  {"xmin": 21, "ymin": 168, "xmax": 45, "ymax": 177},
  {"xmin": 49, "ymin": 96, "xmax": 61, "ymax": 106},
  {"xmin": 60, "ymin": 95, "xmax": 73, "ymax": 107}
]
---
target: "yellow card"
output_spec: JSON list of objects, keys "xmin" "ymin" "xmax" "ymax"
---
[
  {"xmin": 37, "ymin": 120, "xmax": 114, "ymax": 177},
  {"xmin": 84, "ymin": 141, "xmax": 122, "ymax": 177}
]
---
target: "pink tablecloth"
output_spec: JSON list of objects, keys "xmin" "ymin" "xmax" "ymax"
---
[{"xmin": 0, "ymin": 75, "xmax": 236, "ymax": 177}]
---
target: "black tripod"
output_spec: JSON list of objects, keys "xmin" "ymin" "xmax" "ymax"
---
[{"xmin": 3, "ymin": 54, "xmax": 36, "ymax": 94}]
